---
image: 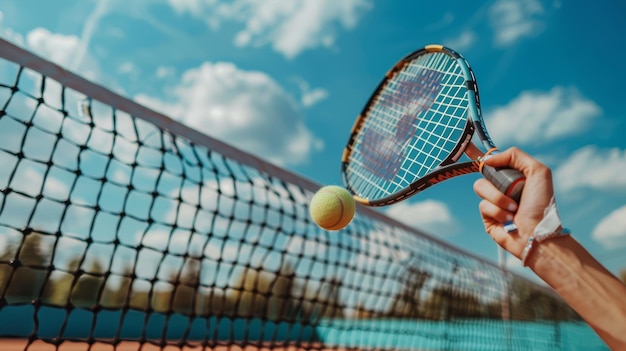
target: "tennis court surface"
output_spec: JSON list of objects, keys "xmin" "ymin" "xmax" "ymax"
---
[{"xmin": 1, "ymin": 340, "xmax": 356, "ymax": 351}]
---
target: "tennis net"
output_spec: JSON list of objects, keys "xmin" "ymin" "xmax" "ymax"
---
[{"xmin": 0, "ymin": 38, "xmax": 607, "ymax": 350}]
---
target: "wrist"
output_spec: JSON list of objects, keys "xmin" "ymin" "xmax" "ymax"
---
[
  {"xmin": 520, "ymin": 226, "xmax": 571, "ymax": 266},
  {"xmin": 524, "ymin": 234, "xmax": 580, "ymax": 275},
  {"xmin": 520, "ymin": 196, "xmax": 571, "ymax": 266}
]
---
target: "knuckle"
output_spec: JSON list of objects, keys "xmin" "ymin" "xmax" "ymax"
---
[
  {"xmin": 535, "ymin": 163, "xmax": 552, "ymax": 178},
  {"xmin": 508, "ymin": 146, "xmax": 521, "ymax": 153},
  {"xmin": 478, "ymin": 199, "xmax": 490, "ymax": 212}
]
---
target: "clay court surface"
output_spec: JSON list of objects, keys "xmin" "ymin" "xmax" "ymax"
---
[{"xmin": 0, "ymin": 339, "xmax": 356, "ymax": 351}]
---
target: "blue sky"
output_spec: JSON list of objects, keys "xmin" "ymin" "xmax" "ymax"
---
[{"xmin": 0, "ymin": 0, "xmax": 625, "ymax": 280}]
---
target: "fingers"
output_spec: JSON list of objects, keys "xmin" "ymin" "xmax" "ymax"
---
[
  {"xmin": 473, "ymin": 178, "xmax": 518, "ymax": 214},
  {"xmin": 475, "ymin": 147, "xmax": 557, "ymax": 260},
  {"xmin": 484, "ymin": 147, "xmax": 545, "ymax": 176},
  {"xmin": 484, "ymin": 147, "xmax": 555, "ymax": 212},
  {"xmin": 474, "ymin": 177, "xmax": 522, "ymax": 255},
  {"xmin": 478, "ymin": 198, "xmax": 514, "ymax": 224},
  {"xmin": 476, "ymin": 200, "xmax": 515, "ymax": 250},
  {"xmin": 484, "ymin": 147, "xmax": 554, "ymax": 210}
]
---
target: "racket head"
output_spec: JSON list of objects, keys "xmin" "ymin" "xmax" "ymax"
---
[{"xmin": 342, "ymin": 44, "xmax": 494, "ymax": 206}]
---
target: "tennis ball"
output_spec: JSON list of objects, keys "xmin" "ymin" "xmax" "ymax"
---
[{"xmin": 309, "ymin": 185, "xmax": 356, "ymax": 231}]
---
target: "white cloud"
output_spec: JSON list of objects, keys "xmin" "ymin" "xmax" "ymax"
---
[
  {"xmin": 489, "ymin": 0, "xmax": 544, "ymax": 46},
  {"xmin": 153, "ymin": 174, "xmax": 311, "ymax": 266},
  {"xmin": 301, "ymin": 88, "xmax": 328, "ymax": 108},
  {"xmin": 485, "ymin": 86, "xmax": 601, "ymax": 146},
  {"xmin": 26, "ymin": 28, "xmax": 101, "ymax": 81},
  {"xmin": 385, "ymin": 199, "xmax": 458, "ymax": 236},
  {"xmin": 27, "ymin": 28, "xmax": 81, "ymax": 67},
  {"xmin": 554, "ymin": 146, "xmax": 626, "ymax": 192},
  {"xmin": 136, "ymin": 61, "xmax": 323, "ymax": 166},
  {"xmin": 167, "ymin": 0, "xmax": 372, "ymax": 58},
  {"xmin": 118, "ymin": 62, "xmax": 136, "ymax": 74},
  {"xmin": 168, "ymin": 0, "xmax": 215, "ymax": 15},
  {"xmin": 592, "ymin": 205, "xmax": 626, "ymax": 249},
  {"xmin": 0, "ymin": 160, "xmax": 89, "ymax": 234},
  {"xmin": 444, "ymin": 30, "xmax": 476, "ymax": 52},
  {"xmin": 156, "ymin": 66, "xmax": 176, "ymax": 79},
  {"xmin": 294, "ymin": 77, "xmax": 329, "ymax": 108},
  {"xmin": 71, "ymin": 0, "xmax": 111, "ymax": 72},
  {"xmin": 357, "ymin": 226, "xmax": 411, "ymax": 262},
  {"xmin": 0, "ymin": 11, "xmax": 24, "ymax": 45},
  {"xmin": 287, "ymin": 235, "xmax": 329, "ymax": 257}
]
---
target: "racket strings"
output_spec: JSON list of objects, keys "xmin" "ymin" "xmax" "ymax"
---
[
  {"xmin": 346, "ymin": 52, "xmax": 469, "ymax": 201},
  {"xmin": 397, "ymin": 72, "xmax": 465, "ymax": 188},
  {"xmin": 405, "ymin": 62, "xmax": 467, "ymax": 166}
]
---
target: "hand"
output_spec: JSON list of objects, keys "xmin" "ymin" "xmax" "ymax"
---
[
  {"xmin": 473, "ymin": 147, "xmax": 555, "ymax": 259},
  {"xmin": 476, "ymin": 148, "xmax": 626, "ymax": 350}
]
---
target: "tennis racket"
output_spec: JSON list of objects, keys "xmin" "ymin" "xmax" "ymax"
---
[{"xmin": 341, "ymin": 44, "xmax": 525, "ymax": 207}]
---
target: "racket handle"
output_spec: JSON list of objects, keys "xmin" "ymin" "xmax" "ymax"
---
[{"xmin": 481, "ymin": 165, "xmax": 526, "ymax": 203}]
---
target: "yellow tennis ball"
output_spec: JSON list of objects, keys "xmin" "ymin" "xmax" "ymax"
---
[{"xmin": 309, "ymin": 185, "xmax": 356, "ymax": 231}]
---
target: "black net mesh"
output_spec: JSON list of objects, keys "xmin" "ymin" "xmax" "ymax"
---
[{"xmin": 0, "ymin": 39, "xmax": 608, "ymax": 351}]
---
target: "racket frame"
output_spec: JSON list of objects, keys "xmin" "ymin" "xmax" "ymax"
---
[{"xmin": 341, "ymin": 44, "xmax": 516, "ymax": 206}]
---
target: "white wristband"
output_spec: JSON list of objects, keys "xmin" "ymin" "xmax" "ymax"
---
[{"xmin": 521, "ymin": 197, "xmax": 571, "ymax": 266}]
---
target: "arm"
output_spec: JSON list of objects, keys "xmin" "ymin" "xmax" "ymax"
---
[{"xmin": 473, "ymin": 147, "xmax": 626, "ymax": 350}]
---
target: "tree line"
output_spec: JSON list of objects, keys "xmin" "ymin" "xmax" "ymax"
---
[{"xmin": 1, "ymin": 231, "xmax": 581, "ymax": 323}]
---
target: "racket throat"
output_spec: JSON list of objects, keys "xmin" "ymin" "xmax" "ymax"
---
[{"xmin": 464, "ymin": 141, "xmax": 485, "ymax": 161}]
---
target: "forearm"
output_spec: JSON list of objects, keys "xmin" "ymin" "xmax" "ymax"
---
[{"xmin": 527, "ymin": 235, "xmax": 626, "ymax": 349}]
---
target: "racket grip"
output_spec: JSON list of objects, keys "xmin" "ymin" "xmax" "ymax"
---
[{"xmin": 481, "ymin": 165, "xmax": 526, "ymax": 203}]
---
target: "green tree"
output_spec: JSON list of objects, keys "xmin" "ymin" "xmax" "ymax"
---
[
  {"xmin": 484, "ymin": 299, "xmax": 506, "ymax": 319},
  {"xmin": 267, "ymin": 262, "xmax": 297, "ymax": 321},
  {"xmin": 388, "ymin": 265, "xmax": 430, "ymax": 318},
  {"xmin": 101, "ymin": 264, "xmax": 134, "ymax": 309},
  {"xmin": 422, "ymin": 284, "xmax": 486, "ymax": 320},
  {"xmin": 228, "ymin": 267, "xmax": 273, "ymax": 318},
  {"xmin": 0, "ymin": 239, "xmax": 15, "ymax": 295},
  {"xmin": 40, "ymin": 255, "xmax": 81, "ymax": 306},
  {"xmin": 70, "ymin": 258, "xmax": 106, "ymax": 308},
  {"xmin": 354, "ymin": 302, "xmax": 374, "ymax": 319},
  {"xmin": 321, "ymin": 277, "xmax": 344, "ymax": 318},
  {"xmin": 4, "ymin": 233, "xmax": 49, "ymax": 303},
  {"xmin": 508, "ymin": 277, "xmax": 578, "ymax": 321},
  {"xmin": 509, "ymin": 277, "xmax": 536, "ymax": 320},
  {"xmin": 129, "ymin": 287, "xmax": 150, "ymax": 311},
  {"xmin": 171, "ymin": 257, "xmax": 201, "ymax": 315}
]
